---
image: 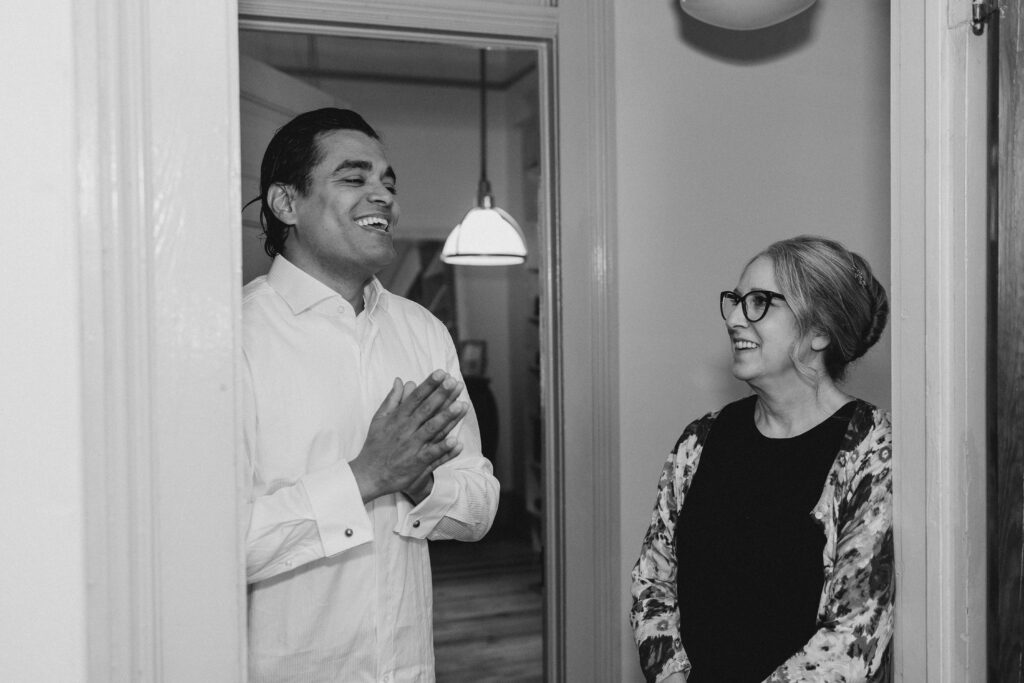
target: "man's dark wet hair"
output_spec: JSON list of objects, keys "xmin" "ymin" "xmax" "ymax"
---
[{"xmin": 258, "ymin": 108, "xmax": 381, "ymax": 257}]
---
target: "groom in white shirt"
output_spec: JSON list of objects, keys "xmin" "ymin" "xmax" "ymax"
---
[{"xmin": 242, "ymin": 108, "xmax": 499, "ymax": 682}]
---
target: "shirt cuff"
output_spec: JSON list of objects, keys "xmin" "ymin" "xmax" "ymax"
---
[
  {"xmin": 396, "ymin": 468, "xmax": 458, "ymax": 538},
  {"xmin": 303, "ymin": 460, "xmax": 373, "ymax": 556}
]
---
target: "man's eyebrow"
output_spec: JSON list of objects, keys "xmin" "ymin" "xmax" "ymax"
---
[
  {"xmin": 331, "ymin": 160, "xmax": 373, "ymax": 174},
  {"xmin": 331, "ymin": 160, "xmax": 397, "ymax": 184}
]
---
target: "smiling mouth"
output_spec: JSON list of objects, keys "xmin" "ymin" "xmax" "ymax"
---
[
  {"xmin": 733, "ymin": 340, "xmax": 758, "ymax": 351},
  {"xmin": 356, "ymin": 215, "xmax": 391, "ymax": 233}
]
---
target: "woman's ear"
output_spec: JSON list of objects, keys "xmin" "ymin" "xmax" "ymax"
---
[
  {"xmin": 810, "ymin": 332, "xmax": 831, "ymax": 353},
  {"xmin": 267, "ymin": 183, "xmax": 297, "ymax": 225}
]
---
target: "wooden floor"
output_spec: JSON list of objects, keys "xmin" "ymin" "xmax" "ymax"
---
[{"xmin": 430, "ymin": 536, "xmax": 543, "ymax": 682}]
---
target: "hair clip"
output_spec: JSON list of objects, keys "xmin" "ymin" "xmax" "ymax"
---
[{"xmin": 853, "ymin": 268, "xmax": 867, "ymax": 287}]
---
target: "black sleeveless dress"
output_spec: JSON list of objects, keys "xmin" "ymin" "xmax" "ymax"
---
[{"xmin": 674, "ymin": 396, "xmax": 856, "ymax": 682}]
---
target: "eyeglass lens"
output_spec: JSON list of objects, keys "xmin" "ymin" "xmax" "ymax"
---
[
  {"xmin": 720, "ymin": 291, "xmax": 771, "ymax": 322},
  {"xmin": 744, "ymin": 292, "xmax": 770, "ymax": 320}
]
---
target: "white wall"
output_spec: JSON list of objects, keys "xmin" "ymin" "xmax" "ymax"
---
[
  {"xmin": 612, "ymin": 1, "xmax": 891, "ymax": 678},
  {"xmin": 1, "ymin": 3, "xmax": 88, "ymax": 680}
]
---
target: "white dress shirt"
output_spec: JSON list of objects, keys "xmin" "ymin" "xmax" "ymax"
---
[{"xmin": 243, "ymin": 256, "xmax": 499, "ymax": 683}]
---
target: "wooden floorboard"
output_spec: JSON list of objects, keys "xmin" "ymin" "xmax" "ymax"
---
[
  {"xmin": 431, "ymin": 536, "xmax": 543, "ymax": 682},
  {"xmin": 434, "ymin": 633, "xmax": 543, "ymax": 682}
]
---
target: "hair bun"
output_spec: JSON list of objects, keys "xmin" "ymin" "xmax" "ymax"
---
[
  {"xmin": 762, "ymin": 235, "xmax": 889, "ymax": 381},
  {"xmin": 851, "ymin": 266, "xmax": 889, "ymax": 361}
]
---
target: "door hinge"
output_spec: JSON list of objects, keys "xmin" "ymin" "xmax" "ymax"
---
[{"xmin": 971, "ymin": 0, "xmax": 1003, "ymax": 35}]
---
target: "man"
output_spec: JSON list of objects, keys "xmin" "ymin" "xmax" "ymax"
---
[{"xmin": 242, "ymin": 108, "xmax": 499, "ymax": 682}]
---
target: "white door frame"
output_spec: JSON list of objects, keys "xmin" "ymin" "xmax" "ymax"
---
[
  {"xmin": 890, "ymin": 0, "xmax": 989, "ymax": 680},
  {"xmin": 239, "ymin": 5, "xmax": 567, "ymax": 677},
  {"xmin": 74, "ymin": 0, "xmax": 990, "ymax": 679},
  {"xmin": 79, "ymin": 0, "xmax": 621, "ymax": 679},
  {"xmin": 236, "ymin": 2, "xmax": 621, "ymax": 678},
  {"xmin": 76, "ymin": 0, "xmax": 246, "ymax": 679}
]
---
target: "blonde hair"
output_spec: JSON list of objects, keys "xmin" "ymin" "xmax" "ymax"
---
[{"xmin": 752, "ymin": 235, "xmax": 888, "ymax": 382}]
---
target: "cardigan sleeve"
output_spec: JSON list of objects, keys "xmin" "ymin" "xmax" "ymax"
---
[
  {"xmin": 764, "ymin": 408, "xmax": 894, "ymax": 683},
  {"xmin": 630, "ymin": 414, "xmax": 716, "ymax": 683}
]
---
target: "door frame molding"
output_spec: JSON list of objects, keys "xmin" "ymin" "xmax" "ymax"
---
[
  {"xmin": 77, "ymin": 0, "xmax": 246, "ymax": 679},
  {"xmin": 238, "ymin": 1, "xmax": 621, "ymax": 680},
  {"xmin": 890, "ymin": 0, "xmax": 990, "ymax": 679}
]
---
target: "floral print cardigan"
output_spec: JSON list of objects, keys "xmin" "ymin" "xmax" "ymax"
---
[{"xmin": 630, "ymin": 400, "xmax": 894, "ymax": 683}]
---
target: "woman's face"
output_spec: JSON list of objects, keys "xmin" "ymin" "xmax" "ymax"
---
[{"xmin": 725, "ymin": 256, "xmax": 816, "ymax": 389}]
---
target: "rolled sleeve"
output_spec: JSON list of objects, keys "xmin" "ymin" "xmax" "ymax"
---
[{"xmin": 303, "ymin": 460, "xmax": 374, "ymax": 556}]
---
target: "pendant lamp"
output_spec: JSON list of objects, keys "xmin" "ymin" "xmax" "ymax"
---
[
  {"xmin": 441, "ymin": 50, "xmax": 528, "ymax": 266},
  {"xmin": 678, "ymin": 0, "xmax": 817, "ymax": 30}
]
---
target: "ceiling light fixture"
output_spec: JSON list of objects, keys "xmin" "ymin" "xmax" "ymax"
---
[
  {"xmin": 441, "ymin": 50, "xmax": 528, "ymax": 266},
  {"xmin": 678, "ymin": 0, "xmax": 817, "ymax": 30}
]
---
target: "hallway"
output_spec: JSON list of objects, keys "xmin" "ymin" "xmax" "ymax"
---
[{"xmin": 431, "ymin": 535, "xmax": 543, "ymax": 682}]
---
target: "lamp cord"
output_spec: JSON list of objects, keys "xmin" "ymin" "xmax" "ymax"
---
[{"xmin": 478, "ymin": 49, "xmax": 491, "ymax": 203}]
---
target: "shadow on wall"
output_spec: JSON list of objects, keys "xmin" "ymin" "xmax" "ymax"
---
[{"xmin": 667, "ymin": 0, "xmax": 822, "ymax": 63}]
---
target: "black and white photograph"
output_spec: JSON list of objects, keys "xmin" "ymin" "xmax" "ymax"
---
[{"xmin": 4, "ymin": 1, "xmax": 1022, "ymax": 681}]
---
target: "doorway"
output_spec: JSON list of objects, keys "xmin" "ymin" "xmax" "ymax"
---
[{"xmin": 238, "ymin": 27, "xmax": 553, "ymax": 682}]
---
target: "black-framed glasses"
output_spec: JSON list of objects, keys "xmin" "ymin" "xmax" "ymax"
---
[{"xmin": 720, "ymin": 289, "xmax": 787, "ymax": 323}]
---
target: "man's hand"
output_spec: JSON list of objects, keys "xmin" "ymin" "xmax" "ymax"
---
[{"xmin": 349, "ymin": 370, "xmax": 468, "ymax": 504}]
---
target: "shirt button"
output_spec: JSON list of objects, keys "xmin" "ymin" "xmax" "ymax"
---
[
  {"xmin": 412, "ymin": 520, "xmax": 421, "ymax": 528},
  {"xmin": 344, "ymin": 528, "xmax": 354, "ymax": 537}
]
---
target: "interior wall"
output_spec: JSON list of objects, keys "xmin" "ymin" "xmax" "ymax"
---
[
  {"xmin": 1, "ymin": 2, "xmax": 87, "ymax": 680},
  {"xmin": 612, "ymin": 1, "xmax": 891, "ymax": 678}
]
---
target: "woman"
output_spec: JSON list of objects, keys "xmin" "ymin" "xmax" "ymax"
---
[{"xmin": 630, "ymin": 236, "xmax": 893, "ymax": 683}]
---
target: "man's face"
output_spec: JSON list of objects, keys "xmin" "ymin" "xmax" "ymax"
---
[{"xmin": 284, "ymin": 129, "xmax": 399, "ymax": 287}]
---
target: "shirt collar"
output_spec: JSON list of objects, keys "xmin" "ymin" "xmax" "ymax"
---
[
  {"xmin": 363, "ymin": 277, "xmax": 389, "ymax": 316},
  {"xmin": 267, "ymin": 255, "xmax": 390, "ymax": 316}
]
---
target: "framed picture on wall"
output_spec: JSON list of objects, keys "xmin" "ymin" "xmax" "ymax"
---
[{"xmin": 458, "ymin": 340, "xmax": 487, "ymax": 378}]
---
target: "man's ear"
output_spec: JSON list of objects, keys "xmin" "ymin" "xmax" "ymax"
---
[{"xmin": 267, "ymin": 183, "xmax": 297, "ymax": 225}]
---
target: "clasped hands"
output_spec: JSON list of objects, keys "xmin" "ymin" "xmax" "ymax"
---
[{"xmin": 350, "ymin": 369, "xmax": 468, "ymax": 506}]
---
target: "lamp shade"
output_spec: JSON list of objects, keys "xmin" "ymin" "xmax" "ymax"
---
[
  {"xmin": 441, "ymin": 204, "xmax": 527, "ymax": 266},
  {"xmin": 442, "ymin": 49, "xmax": 528, "ymax": 267},
  {"xmin": 679, "ymin": 0, "xmax": 816, "ymax": 30}
]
